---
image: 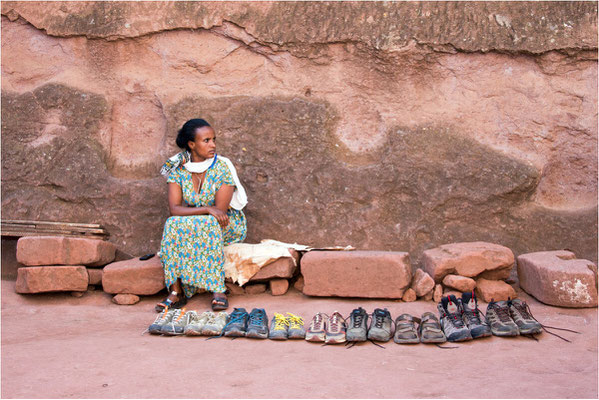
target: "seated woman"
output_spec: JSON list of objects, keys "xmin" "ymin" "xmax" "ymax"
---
[{"xmin": 156, "ymin": 118, "xmax": 247, "ymax": 312}]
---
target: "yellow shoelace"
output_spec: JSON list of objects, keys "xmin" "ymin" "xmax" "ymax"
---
[
  {"xmin": 273, "ymin": 313, "xmax": 289, "ymax": 331},
  {"xmin": 286, "ymin": 312, "xmax": 304, "ymax": 329}
]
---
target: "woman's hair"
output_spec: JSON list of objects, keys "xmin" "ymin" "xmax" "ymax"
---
[{"xmin": 176, "ymin": 118, "xmax": 211, "ymax": 151}]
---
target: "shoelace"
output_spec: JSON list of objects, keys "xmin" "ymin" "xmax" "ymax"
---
[
  {"xmin": 310, "ymin": 312, "xmax": 328, "ymax": 331},
  {"xmin": 141, "ymin": 307, "xmax": 171, "ymax": 335},
  {"xmin": 273, "ymin": 313, "xmax": 289, "ymax": 330},
  {"xmin": 373, "ymin": 310, "xmax": 391, "ymax": 329},
  {"xmin": 350, "ymin": 309, "xmax": 366, "ymax": 328},
  {"xmin": 328, "ymin": 312, "xmax": 345, "ymax": 333},
  {"xmin": 249, "ymin": 309, "xmax": 265, "ymax": 327},
  {"xmin": 489, "ymin": 303, "xmax": 513, "ymax": 323},
  {"xmin": 286, "ymin": 313, "xmax": 304, "ymax": 329},
  {"xmin": 210, "ymin": 308, "xmax": 248, "ymax": 339},
  {"xmin": 518, "ymin": 301, "xmax": 581, "ymax": 343}
]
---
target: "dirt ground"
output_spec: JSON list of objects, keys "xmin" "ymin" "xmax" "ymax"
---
[{"xmin": 1, "ymin": 279, "xmax": 597, "ymax": 399}]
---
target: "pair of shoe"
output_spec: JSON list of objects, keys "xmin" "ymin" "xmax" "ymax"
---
[
  {"xmin": 269, "ymin": 313, "xmax": 306, "ymax": 340},
  {"xmin": 438, "ymin": 291, "xmax": 492, "ymax": 342},
  {"xmin": 393, "ymin": 312, "xmax": 447, "ymax": 344},
  {"xmin": 148, "ymin": 308, "xmax": 188, "ymax": 335},
  {"xmin": 486, "ymin": 298, "xmax": 542, "ymax": 336},
  {"xmin": 148, "ymin": 308, "xmax": 229, "ymax": 336},
  {"xmin": 305, "ymin": 311, "xmax": 347, "ymax": 344},
  {"xmin": 346, "ymin": 307, "xmax": 394, "ymax": 342},
  {"xmin": 221, "ymin": 308, "xmax": 269, "ymax": 339}
]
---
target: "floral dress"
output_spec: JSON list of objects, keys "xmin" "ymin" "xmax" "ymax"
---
[{"xmin": 159, "ymin": 158, "xmax": 247, "ymax": 297}]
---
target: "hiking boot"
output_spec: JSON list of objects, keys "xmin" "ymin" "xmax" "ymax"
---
[
  {"xmin": 246, "ymin": 308, "xmax": 268, "ymax": 339},
  {"xmin": 419, "ymin": 312, "xmax": 446, "ymax": 343},
  {"xmin": 305, "ymin": 312, "xmax": 328, "ymax": 342},
  {"xmin": 223, "ymin": 308, "xmax": 249, "ymax": 337},
  {"xmin": 508, "ymin": 299, "xmax": 542, "ymax": 335},
  {"xmin": 268, "ymin": 313, "xmax": 289, "ymax": 340},
  {"xmin": 346, "ymin": 307, "xmax": 369, "ymax": 342},
  {"xmin": 184, "ymin": 311, "xmax": 211, "ymax": 336},
  {"xmin": 325, "ymin": 311, "xmax": 346, "ymax": 344},
  {"xmin": 461, "ymin": 291, "xmax": 491, "ymax": 339},
  {"xmin": 286, "ymin": 313, "xmax": 306, "ymax": 339},
  {"xmin": 394, "ymin": 314, "xmax": 419, "ymax": 344},
  {"xmin": 161, "ymin": 308, "xmax": 188, "ymax": 336},
  {"xmin": 149, "ymin": 308, "xmax": 176, "ymax": 335},
  {"xmin": 368, "ymin": 308, "xmax": 393, "ymax": 342},
  {"xmin": 438, "ymin": 295, "xmax": 472, "ymax": 342},
  {"xmin": 486, "ymin": 300, "xmax": 519, "ymax": 336},
  {"xmin": 202, "ymin": 311, "xmax": 228, "ymax": 336}
]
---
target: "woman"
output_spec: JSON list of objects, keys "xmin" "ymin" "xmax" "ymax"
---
[{"xmin": 156, "ymin": 118, "xmax": 247, "ymax": 312}]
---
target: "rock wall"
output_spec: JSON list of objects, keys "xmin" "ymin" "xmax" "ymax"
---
[{"xmin": 1, "ymin": 2, "xmax": 597, "ymax": 263}]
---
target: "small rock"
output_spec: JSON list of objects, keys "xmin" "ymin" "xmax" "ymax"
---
[
  {"xmin": 410, "ymin": 269, "xmax": 435, "ymax": 297},
  {"xmin": 225, "ymin": 281, "xmax": 245, "ymax": 296},
  {"xmin": 87, "ymin": 268, "xmax": 103, "ymax": 285},
  {"xmin": 442, "ymin": 274, "xmax": 476, "ymax": 292},
  {"xmin": 475, "ymin": 278, "xmax": 517, "ymax": 302},
  {"xmin": 112, "ymin": 294, "xmax": 140, "ymax": 305},
  {"xmin": 70, "ymin": 291, "xmax": 85, "ymax": 298},
  {"xmin": 269, "ymin": 279, "xmax": 289, "ymax": 296},
  {"xmin": 442, "ymin": 289, "xmax": 463, "ymax": 300},
  {"xmin": 293, "ymin": 275, "xmax": 304, "ymax": 291},
  {"xmin": 402, "ymin": 288, "xmax": 417, "ymax": 302},
  {"xmin": 421, "ymin": 289, "xmax": 433, "ymax": 301},
  {"xmin": 245, "ymin": 283, "xmax": 267, "ymax": 294},
  {"xmin": 433, "ymin": 284, "xmax": 443, "ymax": 303}
]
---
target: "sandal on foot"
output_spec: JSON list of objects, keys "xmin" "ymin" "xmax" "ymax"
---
[
  {"xmin": 155, "ymin": 292, "xmax": 187, "ymax": 313},
  {"xmin": 211, "ymin": 296, "xmax": 229, "ymax": 311}
]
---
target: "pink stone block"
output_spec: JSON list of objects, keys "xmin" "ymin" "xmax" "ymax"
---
[
  {"xmin": 16, "ymin": 266, "xmax": 88, "ymax": 293},
  {"xmin": 249, "ymin": 250, "xmax": 299, "ymax": 282},
  {"xmin": 102, "ymin": 256, "xmax": 164, "ymax": 295},
  {"xmin": 411, "ymin": 268, "xmax": 435, "ymax": 297},
  {"xmin": 475, "ymin": 278, "xmax": 517, "ymax": 302},
  {"xmin": 269, "ymin": 279, "xmax": 289, "ymax": 296},
  {"xmin": 16, "ymin": 236, "xmax": 116, "ymax": 267}
]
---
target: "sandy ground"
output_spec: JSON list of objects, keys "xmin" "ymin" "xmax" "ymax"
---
[{"xmin": 1, "ymin": 279, "xmax": 597, "ymax": 399}]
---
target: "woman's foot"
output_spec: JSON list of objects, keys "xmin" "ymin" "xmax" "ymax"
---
[
  {"xmin": 211, "ymin": 293, "xmax": 228, "ymax": 311},
  {"xmin": 155, "ymin": 291, "xmax": 187, "ymax": 313}
]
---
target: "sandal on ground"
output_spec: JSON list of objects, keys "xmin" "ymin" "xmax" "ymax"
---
[
  {"xmin": 211, "ymin": 295, "xmax": 229, "ymax": 311},
  {"xmin": 393, "ymin": 314, "xmax": 421, "ymax": 344},
  {"xmin": 155, "ymin": 292, "xmax": 187, "ymax": 313},
  {"xmin": 419, "ymin": 312, "xmax": 447, "ymax": 343}
]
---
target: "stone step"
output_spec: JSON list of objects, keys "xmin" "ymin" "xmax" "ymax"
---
[
  {"xmin": 16, "ymin": 266, "xmax": 88, "ymax": 293},
  {"xmin": 102, "ymin": 256, "xmax": 164, "ymax": 295},
  {"xmin": 16, "ymin": 236, "xmax": 116, "ymax": 267},
  {"xmin": 247, "ymin": 250, "xmax": 299, "ymax": 282}
]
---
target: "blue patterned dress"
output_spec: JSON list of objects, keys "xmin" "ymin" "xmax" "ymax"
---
[{"xmin": 159, "ymin": 158, "xmax": 247, "ymax": 297}]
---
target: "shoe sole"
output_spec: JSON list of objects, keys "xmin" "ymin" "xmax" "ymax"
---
[
  {"xmin": 202, "ymin": 328, "xmax": 224, "ymax": 336},
  {"xmin": 394, "ymin": 337, "xmax": 420, "ymax": 344},
  {"xmin": 184, "ymin": 328, "xmax": 204, "ymax": 336},
  {"xmin": 518, "ymin": 327, "xmax": 542, "ymax": 335},
  {"xmin": 325, "ymin": 333, "xmax": 346, "ymax": 344},
  {"xmin": 471, "ymin": 331, "xmax": 492, "ymax": 339},
  {"xmin": 491, "ymin": 330, "xmax": 519, "ymax": 337},
  {"xmin": 305, "ymin": 332, "xmax": 325, "ymax": 342},
  {"xmin": 268, "ymin": 335, "xmax": 288, "ymax": 340},
  {"xmin": 224, "ymin": 328, "xmax": 246, "ymax": 337},
  {"xmin": 420, "ymin": 337, "xmax": 447, "ymax": 344}
]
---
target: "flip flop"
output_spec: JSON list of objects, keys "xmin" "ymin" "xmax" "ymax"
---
[
  {"xmin": 155, "ymin": 293, "xmax": 187, "ymax": 313},
  {"xmin": 211, "ymin": 296, "xmax": 229, "ymax": 311}
]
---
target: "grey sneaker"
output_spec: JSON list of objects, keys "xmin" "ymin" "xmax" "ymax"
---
[
  {"xmin": 161, "ymin": 308, "xmax": 188, "ymax": 336},
  {"xmin": 202, "ymin": 311, "xmax": 228, "ymax": 336},
  {"xmin": 486, "ymin": 300, "xmax": 519, "ymax": 336},
  {"xmin": 223, "ymin": 308, "xmax": 249, "ymax": 337},
  {"xmin": 508, "ymin": 299, "xmax": 542, "ymax": 335},
  {"xmin": 149, "ymin": 308, "xmax": 176, "ymax": 335},
  {"xmin": 184, "ymin": 311, "xmax": 212, "ymax": 336},
  {"xmin": 393, "ymin": 314, "xmax": 419, "ymax": 344},
  {"xmin": 325, "ymin": 311, "xmax": 346, "ymax": 344},
  {"xmin": 368, "ymin": 308, "xmax": 393, "ymax": 342},
  {"xmin": 438, "ymin": 295, "xmax": 472, "ymax": 342},
  {"xmin": 246, "ymin": 308, "xmax": 268, "ymax": 339},
  {"xmin": 461, "ymin": 292, "xmax": 491, "ymax": 339},
  {"xmin": 346, "ymin": 307, "xmax": 369, "ymax": 342},
  {"xmin": 419, "ymin": 312, "xmax": 447, "ymax": 343},
  {"xmin": 268, "ymin": 313, "xmax": 289, "ymax": 340},
  {"xmin": 305, "ymin": 312, "xmax": 328, "ymax": 342},
  {"xmin": 286, "ymin": 313, "xmax": 306, "ymax": 339}
]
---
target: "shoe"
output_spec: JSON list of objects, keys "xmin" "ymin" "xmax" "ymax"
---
[
  {"xmin": 202, "ymin": 311, "xmax": 228, "ymax": 336},
  {"xmin": 268, "ymin": 313, "xmax": 289, "ymax": 340},
  {"xmin": 160, "ymin": 308, "xmax": 188, "ymax": 335},
  {"xmin": 184, "ymin": 311, "xmax": 212, "ymax": 336},
  {"xmin": 368, "ymin": 308, "xmax": 393, "ymax": 342},
  {"xmin": 223, "ymin": 308, "xmax": 249, "ymax": 337},
  {"xmin": 393, "ymin": 314, "xmax": 419, "ymax": 344},
  {"xmin": 508, "ymin": 299, "xmax": 542, "ymax": 335},
  {"xmin": 461, "ymin": 291, "xmax": 491, "ymax": 339},
  {"xmin": 486, "ymin": 300, "xmax": 519, "ymax": 336},
  {"xmin": 305, "ymin": 312, "xmax": 328, "ymax": 342},
  {"xmin": 286, "ymin": 313, "xmax": 306, "ymax": 339},
  {"xmin": 419, "ymin": 312, "xmax": 447, "ymax": 343},
  {"xmin": 438, "ymin": 295, "xmax": 472, "ymax": 342},
  {"xmin": 246, "ymin": 308, "xmax": 268, "ymax": 339},
  {"xmin": 325, "ymin": 311, "xmax": 346, "ymax": 344},
  {"xmin": 346, "ymin": 307, "xmax": 369, "ymax": 342},
  {"xmin": 148, "ymin": 308, "xmax": 176, "ymax": 334}
]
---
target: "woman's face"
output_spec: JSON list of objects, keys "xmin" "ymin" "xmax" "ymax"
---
[{"xmin": 188, "ymin": 126, "xmax": 216, "ymax": 160}]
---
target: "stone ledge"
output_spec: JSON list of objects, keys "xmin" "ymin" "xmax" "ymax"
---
[{"xmin": 16, "ymin": 236, "xmax": 116, "ymax": 267}]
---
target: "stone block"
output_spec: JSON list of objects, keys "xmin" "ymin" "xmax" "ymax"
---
[
  {"xmin": 112, "ymin": 294, "xmax": 140, "ymax": 305},
  {"xmin": 517, "ymin": 250, "xmax": 598, "ymax": 308},
  {"xmin": 422, "ymin": 241, "xmax": 514, "ymax": 282},
  {"xmin": 442, "ymin": 274, "xmax": 476, "ymax": 292},
  {"xmin": 402, "ymin": 288, "xmax": 417, "ymax": 302},
  {"xmin": 475, "ymin": 278, "xmax": 517, "ymax": 302},
  {"xmin": 245, "ymin": 283, "xmax": 267, "ymax": 294},
  {"xmin": 301, "ymin": 251, "xmax": 411, "ymax": 298},
  {"xmin": 293, "ymin": 275, "xmax": 305, "ymax": 291},
  {"xmin": 421, "ymin": 289, "xmax": 433, "ymax": 301},
  {"xmin": 411, "ymin": 269, "xmax": 435, "ymax": 297},
  {"xmin": 102, "ymin": 256, "xmax": 164, "ymax": 295},
  {"xmin": 248, "ymin": 251, "xmax": 299, "ymax": 282},
  {"xmin": 225, "ymin": 281, "xmax": 245, "ymax": 296},
  {"xmin": 442, "ymin": 289, "xmax": 463, "ymax": 300},
  {"xmin": 15, "ymin": 266, "xmax": 88, "ymax": 293},
  {"xmin": 87, "ymin": 268, "xmax": 103, "ymax": 285},
  {"xmin": 269, "ymin": 279, "xmax": 289, "ymax": 296},
  {"xmin": 433, "ymin": 284, "xmax": 443, "ymax": 303},
  {"xmin": 16, "ymin": 236, "xmax": 116, "ymax": 267}
]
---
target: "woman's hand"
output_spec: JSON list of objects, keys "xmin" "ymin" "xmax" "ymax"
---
[{"xmin": 207, "ymin": 206, "xmax": 229, "ymax": 228}]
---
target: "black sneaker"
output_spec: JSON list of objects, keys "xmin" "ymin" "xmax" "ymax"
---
[
  {"xmin": 246, "ymin": 308, "xmax": 269, "ymax": 339},
  {"xmin": 346, "ymin": 307, "xmax": 368, "ymax": 342},
  {"xmin": 223, "ymin": 307, "xmax": 249, "ymax": 337},
  {"xmin": 438, "ymin": 295, "xmax": 472, "ymax": 342},
  {"xmin": 460, "ymin": 291, "xmax": 491, "ymax": 339}
]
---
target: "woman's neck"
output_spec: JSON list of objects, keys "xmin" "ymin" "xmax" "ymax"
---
[{"xmin": 190, "ymin": 153, "xmax": 207, "ymax": 163}]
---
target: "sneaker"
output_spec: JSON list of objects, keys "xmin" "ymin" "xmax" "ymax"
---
[
  {"xmin": 393, "ymin": 314, "xmax": 419, "ymax": 344},
  {"xmin": 286, "ymin": 313, "xmax": 306, "ymax": 339},
  {"xmin": 486, "ymin": 300, "xmax": 519, "ymax": 336},
  {"xmin": 184, "ymin": 311, "xmax": 211, "ymax": 336},
  {"xmin": 346, "ymin": 307, "xmax": 369, "ymax": 342},
  {"xmin": 508, "ymin": 299, "xmax": 542, "ymax": 335},
  {"xmin": 161, "ymin": 308, "xmax": 188, "ymax": 336},
  {"xmin": 438, "ymin": 295, "xmax": 472, "ymax": 342},
  {"xmin": 305, "ymin": 312, "xmax": 328, "ymax": 342},
  {"xmin": 461, "ymin": 291, "xmax": 491, "ymax": 339},
  {"xmin": 368, "ymin": 308, "xmax": 393, "ymax": 342},
  {"xmin": 246, "ymin": 308, "xmax": 268, "ymax": 339},
  {"xmin": 148, "ymin": 308, "xmax": 176, "ymax": 335},
  {"xmin": 202, "ymin": 311, "xmax": 228, "ymax": 336},
  {"xmin": 419, "ymin": 312, "xmax": 446, "ymax": 343},
  {"xmin": 325, "ymin": 311, "xmax": 346, "ymax": 344},
  {"xmin": 268, "ymin": 313, "xmax": 289, "ymax": 340},
  {"xmin": 223, "ymin": 308, "xmax": 249, "ymax": 337}
]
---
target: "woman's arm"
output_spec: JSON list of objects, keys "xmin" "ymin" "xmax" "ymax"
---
[{"xmin": 167, "ymin": 183, "xmax": 235, "ymax": 228}]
